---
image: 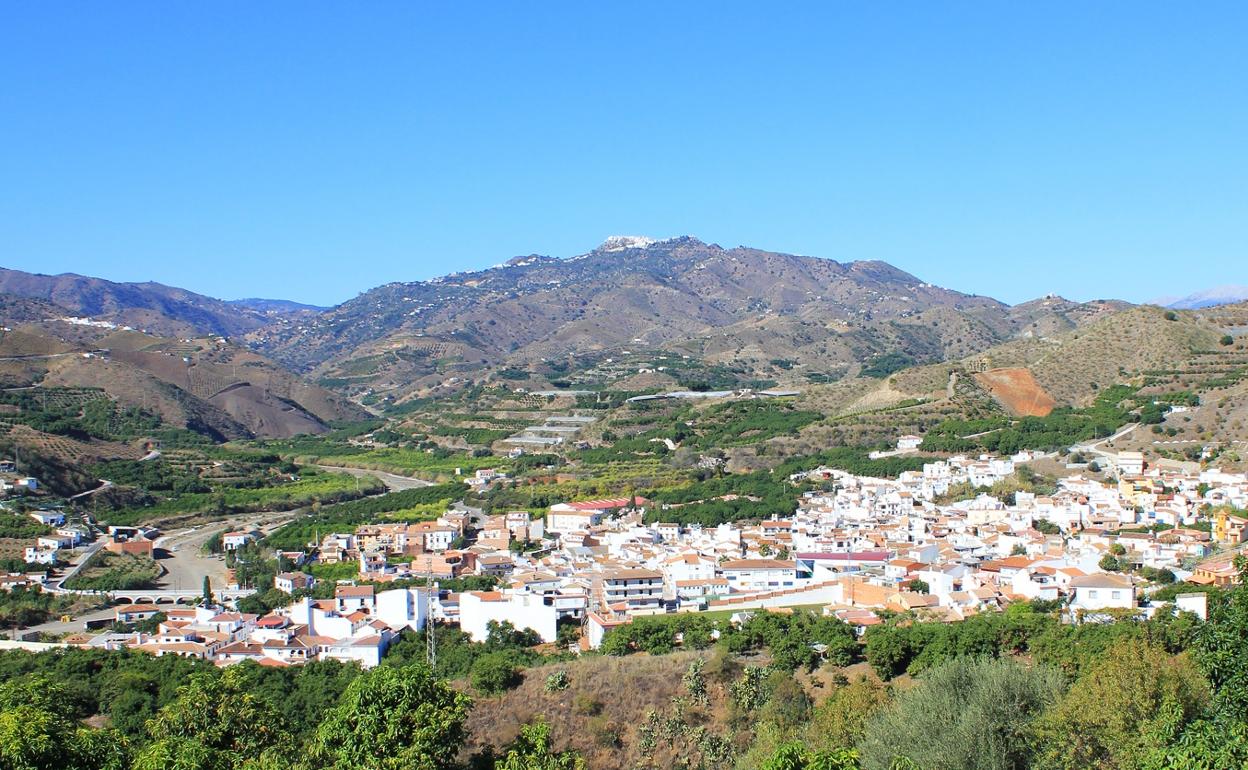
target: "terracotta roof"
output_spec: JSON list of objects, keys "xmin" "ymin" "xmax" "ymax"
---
[
  {"xmin": 601, "ymin": 568, "xmax": 662, "ymax": 580},
  {"xmin": 720, "ymin": 559, "xmax": 793, "ymax": 571},
  {"xmin": 1070, "ymin": 573, "xmax": 1134, "ymax": 589}
]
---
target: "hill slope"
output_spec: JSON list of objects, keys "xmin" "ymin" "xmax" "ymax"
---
[
  {"xmin": 251, "ymin": 236, "xmax": 1122, "ymax": 399},
  {"xmin": 0, "ymin": 267, "xmax": 277, "ymax": 338},
  {"xmin": 0, "ymin": 313, "xmax": 369, "ymax": 440}
]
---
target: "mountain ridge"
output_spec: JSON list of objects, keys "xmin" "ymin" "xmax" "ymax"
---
[{"xmin": 245, "ymin": 236, "xmax": 1130, "ymax": 401}]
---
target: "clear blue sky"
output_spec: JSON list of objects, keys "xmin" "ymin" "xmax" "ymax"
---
[{"xmin": 1, "ymin": 3, "xmax": 1244, "ymax": 307}]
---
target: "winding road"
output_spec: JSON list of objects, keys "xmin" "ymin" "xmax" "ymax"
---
[{"xmin": 24, "ymin": 465, "xmax": 433, "ymax": 635}]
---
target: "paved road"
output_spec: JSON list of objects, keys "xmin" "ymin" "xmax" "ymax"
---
[
  {"xmin": 48, "ymin": 541, "xmax": 104, "ymax": 590},
  {"xmin": 68, "ymin": 480, "xmax": 113, "ymax": 500},
  {"xmin": 314, "ymin": 465, "xmax": 435, "ymax": 490},
  {"xmin": 19, "ymin": 607, "xmax": 115, "ymax": 638},
  {"xmin": 1073, "ymin": 422, "xmax": 1140, "ymax": 465}
]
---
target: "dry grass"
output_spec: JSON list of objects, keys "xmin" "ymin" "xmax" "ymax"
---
[{"xmin": 461, "ymin": 650, "xmax": 726, "ymax": 768}]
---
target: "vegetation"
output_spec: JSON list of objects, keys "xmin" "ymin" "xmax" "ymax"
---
[
  {"xmin": 62, "ymin": 551, "xmax": 162, "ymax": 591},
  {"xmin": 0, "ymin": 586, "xmax": 85, "ymax": 629},
  {"xmin": 263, "ymin": 482, "xmax": 465, "ymax": 549},
  {"xmin": 920, "ymin": 385, "xmax": 1144, "ymax": 454},
  {"xmin": 859, "ymin": 656, "xmax": 1065, "ymax": 770},
  {"xmin": 291, "ymin": 446, "xmax": 501, "ymax": 478},
  {"xmin": 103, "ymin": 466, "xmax": 380, "ymax": 527},
  {"xmin": 0, "ymin": 510, "xmax": 54, "ymax": 539},
  {"xmin": 686, "ymin": 401, "xmax": 821, "ymax": 448},
  {"xmin": 0, "ymin": 388, "xmax": 161, "ymax": 442},
  {"xmin": 0, "ymin": 572, "xmax": 1245, "ymax": 770}
]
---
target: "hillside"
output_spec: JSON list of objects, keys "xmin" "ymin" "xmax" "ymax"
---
[
  {"xmin": 751, "ymin": 303, "xmax": 1245, "ymax": 463},
  {"xmin": 250, "ymin": 236, "xmax": 1123, "ymax": 400},
  {"xmin": 0, "ymin": 315, "xmax": 369, "ymax": 441},
  {"xmin": 0, "ymin": 268, "xmax": 279, "ymax": 338}
]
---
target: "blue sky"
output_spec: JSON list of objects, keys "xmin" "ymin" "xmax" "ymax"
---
[{"xmin": 1, "ymin": 3, "xmax": 1244, "ymax": 307}]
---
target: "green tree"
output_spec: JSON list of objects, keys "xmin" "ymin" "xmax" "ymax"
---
[
  {"xmin": 858, "ymin": 657, "xmax": 1065, "ymax": 770},
  {"xmin": 864, "ymin": 625, "xmax": 910, "ymax": 679},
  {"xmin": 762, "ymin": 742, "xmax": 862, "ymax": 770},
  {"xmin": 0, "ymin": 676, "xmax": 127, "ymax": 770},
  {"xmin": 139, "ymin": 668, "xmax": 292, "ymax": 769},
  {"xmin": 470, "ymin": 651, "xmax": 521, "ymax": 695},
  {"xmin": 803, "ymin": 677, "xmax": 890, "ymax": 753},
  {"xmin": 202, "ymin": 576, "xmax": 214, "ymax": 606},
  {"xmin": 309, "ymin": 664, "xmax": 471, "ymax": 770},
  {"xmin": 1140, "ymin": 717, "xmax": 1248, "ymax": 770},
  {"xmin": 1031, "ymin": 638, "xmax": 1209, "ymax": 770}
]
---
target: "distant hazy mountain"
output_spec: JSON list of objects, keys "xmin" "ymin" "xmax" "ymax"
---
[
  {"xmin": 1164, "ymin": 285, "xmax": 1248, "ymax": 310},
  {"xmin": 229, "ymin": 298, "xmax": 328, "ymax": 313},
  {"xmin": 0, "ymin": 267, "xmax": 272, "ymax": 338}
]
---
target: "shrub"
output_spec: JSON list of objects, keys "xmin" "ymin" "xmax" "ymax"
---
[
  {"xmin": 682, "ymin": 659, "xmax": 708, "ymax": 705},
  {"xmin": 858, "ymin": 657, "xmax": 1065, "ymax": 770},
  {"xmin": 543, "ymin": 670, "xmax": 570, "ymax": 693},
  {"xmin": 572, "ymin": 693, "xmax": 602, "ymax": 716},
  {"xmin": 470, "ymin": 652, "xmax": 521, "ymax": 695},
  {"xmin": 588, "ymin": 715, "xmax": 621, "ymax": 748}
]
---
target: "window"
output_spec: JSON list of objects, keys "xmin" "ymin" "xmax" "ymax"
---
[
  {"xmin": 1088, "ymin": 589, "xmax": 1099, "ymax": 599},
  {"xmin": 1111, "ymin": 590, "xmax": 1121, "ymax": 600}
]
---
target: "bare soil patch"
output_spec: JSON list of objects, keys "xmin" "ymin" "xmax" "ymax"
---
[{"xmin": 974, "ymin": 368, "xmax": 1056, "ymax": 416}]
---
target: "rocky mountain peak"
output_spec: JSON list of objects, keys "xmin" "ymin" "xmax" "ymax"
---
[{"xmin": 597, "ymin": 235, "xmax": 659, "ymax": 252}]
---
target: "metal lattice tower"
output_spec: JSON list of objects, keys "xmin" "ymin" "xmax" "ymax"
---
[{"xmin": 425, "ymin": 556, "xmax": 436, "ymax": 671}]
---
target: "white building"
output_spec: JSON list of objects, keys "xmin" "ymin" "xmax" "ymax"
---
[
  {"xmin": 274, "ymin": 572, "xmax": 315, "ymax": 594},
  {"xmin": 1118, "ymin": 452, "xmax": 1145, "ymax": 477},
  {"xmin": 600, "ymin": 568, "xmax": 664, "ymax": 611},
  {"xmin": 221, "ymin": 531, "xmax": 259, "ymax": 551},
  {"xmin": 29, "ymin": 510, "xmax": 65, "ymax": 526},
  {"xmin": 460, "ymin": 590, "xmax": 559, "ymax": 643},
  {"xmin": 1069, "ymin": 573, "xmax": 1136, "ymax": 612},
  {"xmin": 374, "ymin": 587, "xmax": 429, "ymax": 632},
  {"xmin": 719, "ymin": 559, "xmax": 799, "ymax": 593}
]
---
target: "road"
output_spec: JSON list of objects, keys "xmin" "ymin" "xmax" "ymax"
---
[
  {"xmin": 154, "ymin": 519, "xmax": 251, "ymax": 592},
  {"xmin": 48, "ymin": 540, "xmax": 104, "ymax": 590},
  {"xmin": 154, "ymin": 465, "xmax": 430, "ymax": 593},
  {"xmin": 28, "ymin": 465, "xmax": 434, "ymax": 634},
  {"xmin": 313, "ymin": 464, "xmax": 434, "ymax": 490},
  {"xmin": 1072, "ymin": 422, "xmax": 1141, "ymax": 466},
  {"xmin": 67, "ymin": 480, "xmax": 113, "ymax": 500},
  {"xmin": 20, "ymin": 607, "xmax": 115, "ymax": 638}
]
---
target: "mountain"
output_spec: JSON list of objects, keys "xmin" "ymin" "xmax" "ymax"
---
[
  {"xmin": 0, "ymin": 303, "xmax": 369, "ymax": 440},
  {"xmin": 1163, "ymin": 285, "xmax": 1248, "ymax": 310},
  {"xmin": 229, "ymin": 298, "xmax": 328, "ymax": 314},
  {"xmin": 250, "ymin": 236, "xmax": 1127, "ymax": 400},
  {"xmin": 0, "ymin": 267, "xmax": 275, "ymax": 338}
]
